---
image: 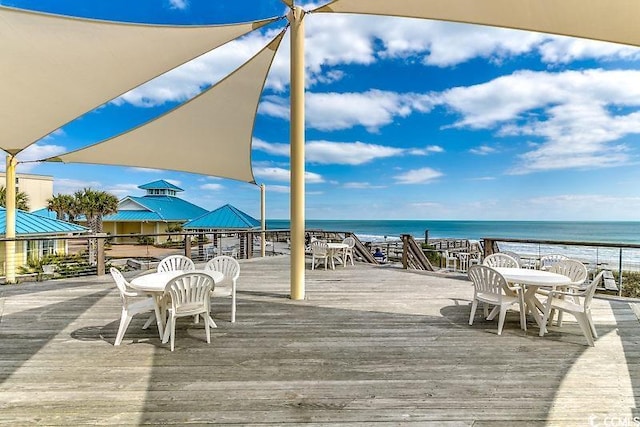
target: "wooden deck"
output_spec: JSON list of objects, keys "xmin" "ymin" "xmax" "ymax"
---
[{"xmin": 1, "ymin": 255, "xmax": 639, "ymax": 425}]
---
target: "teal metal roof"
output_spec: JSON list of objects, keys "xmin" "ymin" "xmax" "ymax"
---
[
  {"xmin": 31, "ymin": 208, "xmax": 57, "ymax": 220},
  {"xmin": 0, "ymin": 207, "xmax": 87, "ymax": 236},
  {"xmin": 100, "ymin": 210, "xmax": 164, "ymax": 222},
  {"xmin": 183, "ymin": 204, "xmax": 260, "ymax": 230},
  {"xmin": 103, "ymin": 196, "xmax": 207, "ymax": 222},
  {"xmin": 138, "ymin": 180, "xmax": 183, "ymax": 192}
]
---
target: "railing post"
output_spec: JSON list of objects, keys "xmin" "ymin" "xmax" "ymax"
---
[
  {"xmin": 96, "ymin": 234, "xmax": 105, "ymax": 276},
  {"xmin": 401, "ymin": 234, "xmax": 409, "ymax": 269},
  {"xmin": 619, "ymin": 247, "xmax": 623, "ymax": 297},
  {"xmin": 184, "ymin": 234, "xmax": 191, "ymax": 258}
]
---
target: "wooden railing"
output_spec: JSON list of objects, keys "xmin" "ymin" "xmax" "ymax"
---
[{"xmin": 401, "ymin": 234, "xmax": 434, "ymax": 271}]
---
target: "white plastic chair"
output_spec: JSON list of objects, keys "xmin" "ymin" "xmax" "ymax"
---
[
  {"xmin": 539, "ymin": 271, "xmax": 605, "ymax": 346},
  {"xmin": 444, "ymin": 251, "xmax": 457, "ymax": 271},
  {"xmin": 544, "ymin": 259, "xmax": 589, "ymax": 327},
  {"xmin": 540, "ymin": 254, "xmax": 568, "ymax": 271},
  {"xmin": 157, "ymin": 254, "xmax": 195, "ymax": 272},
  {"xmin": 467, "ymin": 265, "xmax": 526, "ymax": 335},
  {"xmin": 342, "ymin": 236, "xmax": 356, "ymax": 266},
  {"xmin": 457, "ymin": 253, "xmax": 471, "ymax": 272},
  {"xmin": 204, "ymin": 256, "xmax": 240, "ymax": 323},
  {"xmin": 311, "ymin": 240, "xmax": 330, "ymax": 270},
  {"xmin": 110, "ymin": 267, "xmax": 161, "ymax": 346},
  {"xmin": 483, "ymin": 253, "xmax": 519, "ymax": 268},
  {"xmin": 500, "ymin": 251, "xmax": 522, "ymax": 267},
  {"xmin": 162, "ymin": 272, "xmax": 214, "ymax": 351}
]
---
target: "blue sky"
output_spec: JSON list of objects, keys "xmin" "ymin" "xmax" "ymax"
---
[{"xmin": 4, "ymin": 0, "xmax": 640, "ymax": 221}]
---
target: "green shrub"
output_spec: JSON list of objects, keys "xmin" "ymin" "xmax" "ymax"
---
[{"xmin": 613, "ymin": 270, "xmax": 640, "ymax": 298}]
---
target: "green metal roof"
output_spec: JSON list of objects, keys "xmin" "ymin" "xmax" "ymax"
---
[
  {"xmin": 138, "ymin": 179, "xmax": 183, "ymax": 192},
  {"xmin": 183, "ymin": 204, "xmax": 260, "ymax": 230},
  {"xmin": 0, "ymin": 207, "xmax": 87, "ymax": 236}
]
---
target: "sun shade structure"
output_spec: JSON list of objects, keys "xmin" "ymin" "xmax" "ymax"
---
[
  {"xmin": 183, "ymin": 204, "xmax": 260, "ymax": 230},
  {"xmin": 46, "ymin": 30, "xmax": 285, "ymax": 183},
  {"xmin": 313, "ymin": 0, "xmax": 640, "ymax": 48},
  {"xmin": 0, "ymin": 6, "xmax": 279, "ymax": 154}
]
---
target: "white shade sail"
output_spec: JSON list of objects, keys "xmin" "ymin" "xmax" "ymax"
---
[
  {"xmin": 0, "ymin": 6, "xmax": 278, "ymax": 154},
  {"xmin": 48, "ymin": 31, "xmax": 285, "ymax": 184},
  {"xmin": 314, "ymin": 0, "xmax": 640, "ymax": 47}
]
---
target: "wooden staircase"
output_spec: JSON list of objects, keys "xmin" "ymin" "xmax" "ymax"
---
[{"xmin": 401, "ymin": 234, "xmax": 434, "ymax": 271}]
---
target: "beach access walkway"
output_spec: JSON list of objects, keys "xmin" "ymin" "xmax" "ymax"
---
[{"xmin": 1, "ymin": 255, "xmax": 639, "ymax": 425}]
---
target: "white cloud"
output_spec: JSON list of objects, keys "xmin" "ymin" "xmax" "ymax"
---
[
  {"xmin": 200, "ymin": 183, "xmax": 224, "ymax": 191},
  {"xmin": 129, "ymin": 167, "xmax": 164, "ymax": 173},
  {"xmin": 114, "ymin": 30, "xmax": 281, "ymax": 107},
  {"xmin": 254, "ymin": 138, "xmax": 436, "ymax": 165},
  {"xmin": 260, "ymin": 90, "xmax": 434, "ymax": 132},
  {"xmin": 253, "ymin": 166, "xmax": 324, "ymax": 183},
  {"xmin": 394, "ymin": 167, "xmax": 443, "ymax": 184},
  {"xmin": 434, "ymin": 69, "xmax": 640, "ymax": 173},
  {"xmin": 301, "ymin": 13, "xmax": 640, "ymax": 78},
  {"xmin": 168, "ymin": 0, "xmax": 188, "ymax": 10},
  {"xmin": 53, "ymin": 178, "xmax": 104, "ymax": 195},
  {"xmin": 265, "ymin": 185, "xmax": 290, "ymax": 193},
  {"xmin": 17, "ymin": 143, "xmax": 66, "ymax": 163},
  {"xmin": 469, "ymin": 145, "xmax": 497, "ymax": 155},
  {"xmin": 408, "ymin": 145, "xmax": 444, "ymax": 155},
  {"xmin": 343, "ymin": 182, "xmax": 386, "ymax": 189}
]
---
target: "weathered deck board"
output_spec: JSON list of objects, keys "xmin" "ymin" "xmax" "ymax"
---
[{"xmin": 1, "ymin": 255, "xmax": 639, "ymax": 425}]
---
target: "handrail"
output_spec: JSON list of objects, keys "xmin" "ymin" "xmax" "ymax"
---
[{"xmin": 401, "ymin": 234, "xmax": 434, "ymax": 271}]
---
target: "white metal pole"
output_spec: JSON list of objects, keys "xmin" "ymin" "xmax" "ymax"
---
[{"xmin": 289, "ymin": 6, "xmax": 306, "ymax": 300}]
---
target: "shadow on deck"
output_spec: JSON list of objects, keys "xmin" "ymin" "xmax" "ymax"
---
[{"xmin": 1, "ymin": 255, "xmax": 639, "ymax": 425}]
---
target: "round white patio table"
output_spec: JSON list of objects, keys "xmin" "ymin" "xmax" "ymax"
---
[
  {"xmin": 130, "ymin": 270, "xmax": 224, "ymax": 333},
  {"xmin": 326, "ymin": 242, "xmax": 349, "ymax": 269},
  {"xmin": 493, "ymin": 267, "xmax": 572, "ymax": 331}
]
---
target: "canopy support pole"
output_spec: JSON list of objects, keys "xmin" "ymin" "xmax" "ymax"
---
[
  {"xmin": 260, "ymin": 183, "xmax": 266, "ymax": 257},
  {"xmin": 289, "ymin": 6, "xmax": 306, "ymax": 300},
  {"xmin": 5, "ymin": 155, "xmax": 17, "ymax": 283}
]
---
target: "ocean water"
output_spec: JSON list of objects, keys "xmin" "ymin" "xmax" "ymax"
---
[{"xmin": 267, "ymin": 219, "xmax": 640, "ymax": 270}]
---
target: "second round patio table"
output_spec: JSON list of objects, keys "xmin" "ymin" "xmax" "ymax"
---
[{"xmin": 493, "ymin": 267, "xmax": 572, "ymax": 332}]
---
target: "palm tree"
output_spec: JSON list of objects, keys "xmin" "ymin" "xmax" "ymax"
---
[
  {"xmin": 46, "ymin": 193, "xmax": 77, "ymax": 221},
  {"xmin": 74, "ymin": 188, "xmax": 119, "ymax": 233},
  {"xmin": 0, "ymin": 185, "xmax": 30, "ymax": 211}
]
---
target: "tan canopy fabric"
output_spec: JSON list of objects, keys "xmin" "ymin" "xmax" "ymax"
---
[
  {"xmin": 313, "ymin": 0, "xmax": 640, "ymax": 48},
  {"xmin": 47, "ymin": 31, "xmax": 285, "ymax": 184},
  {"xmin": 0, "ymin": 6, "xmax": 279, "ymax": 154}
]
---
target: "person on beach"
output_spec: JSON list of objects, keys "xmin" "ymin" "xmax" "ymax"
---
[{"xmin": 373, "ymin": 247, "xmax": 386, "ymax": 263}]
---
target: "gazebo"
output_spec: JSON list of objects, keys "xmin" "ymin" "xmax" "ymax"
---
[{"xmin": 183, "ymin": 204, "xmax": 261, "ymax": 259}]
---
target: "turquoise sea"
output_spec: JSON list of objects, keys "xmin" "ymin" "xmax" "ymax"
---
[
  {"xmin": 267, "ymin": 219, "xmax": 640, "ymax": 244},
  {"xmin": 267, "ymin": 220, "xmax": 640, "ymax": 270}
]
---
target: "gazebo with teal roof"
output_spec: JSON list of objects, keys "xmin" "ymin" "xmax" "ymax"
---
[
  {"xmin": 184, "ymin": 204, "xmax": 260, "ymax": 259},
  {"xmin": 101, "ymin": 180, "xmax": 208, "ymax": 244}
]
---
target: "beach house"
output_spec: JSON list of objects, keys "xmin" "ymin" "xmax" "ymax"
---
[
  {"xmin": 100, "ymin": 180, "xmax": 208, "ymax": 244},
  {"xmin": 0, "ymin": 206, "xmax": 88, "ymax": 276}
]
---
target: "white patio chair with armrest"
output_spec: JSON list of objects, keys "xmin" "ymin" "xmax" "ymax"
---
[
  {"xmin": 162, "ymin": 272, "xmax": 214, "ymax": 351},
  {"xmin": 157, "ymin": 254, "xmax": 195, "ymax": 272},
  {"xmin": 110, "ymin": 267, "xmax": 161, "ymax": 346},
  {"xmin": 539, "ymin": 254, "xmax": 568, "ymax": 271},
  {"xmin": 483, "ymin": 253, "xmax": 519, "ymax": 268},
  {"xmin": 311, "ymin": 240, "xmax": 330, "ymax": 270},
  {"xmin": 467, "ymin": 265, "xmax": 526, "ymax": 335},
  {"xmin": 500, "ymin": 251, "xmax": 522, "ymax": 267},
  {"xmin": 444, "ymin": 250, "xmax": 457, "ymax": 271},
  {"xmin": 342, "ymin": 236, "xmax": 356, "ymax": 266},
  {"xmin": 482, "ymin": 253, "xmax": 522, "ymax": 316},
  {"xmin": 204, "ymin": 256, "xmax": 240, "ymax": 323},
  {"xmin": 542, "ymin": 259, "xmax": 589, "ymax": 327},
  {"xmin": 539, "ymin": 271, "xmax": 604, "ymax": 346}
]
